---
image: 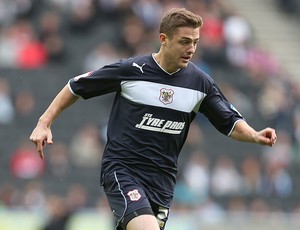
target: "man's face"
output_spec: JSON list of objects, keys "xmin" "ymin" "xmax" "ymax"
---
[{"xmin": 162, "ymin": 26, "xmax": 200, "ymax": 72}]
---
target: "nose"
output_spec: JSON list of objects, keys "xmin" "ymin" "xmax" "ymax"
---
[{"xmin": 187, "ymin": 43, "xmax": 196, "ymax": 54}]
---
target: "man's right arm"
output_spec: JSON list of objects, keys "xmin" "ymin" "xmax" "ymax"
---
[{"xmin": 30, "ymin": 84, "xmax": 79, "ymax": 159}]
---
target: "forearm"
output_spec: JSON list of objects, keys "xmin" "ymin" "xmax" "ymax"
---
[
  {"xmin": 38, "ymin": 85, "xmax": 79, "ymax": 127},
  {"xmin": 230, "ymin": 120, "xmax": 258, "ymax": 143}
]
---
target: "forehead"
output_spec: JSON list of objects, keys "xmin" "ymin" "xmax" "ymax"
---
[{"xmin": 172, "ymin": 26, "xmax": 200, "ymax": 40}]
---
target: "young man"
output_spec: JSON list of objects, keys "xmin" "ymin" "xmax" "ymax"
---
[{"xmin": 30, "ymin": 8, "xmax": 277, "ymax": 230}]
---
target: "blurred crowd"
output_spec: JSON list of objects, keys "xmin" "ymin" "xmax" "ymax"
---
[{"xmin": 1, "ymin": 0, "xmax": 300, "ymax": 229}]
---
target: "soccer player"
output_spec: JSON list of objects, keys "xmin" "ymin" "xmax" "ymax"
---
[{"xmin": 30, "ymin": 8, "xmax": 277, "ymax": 230}]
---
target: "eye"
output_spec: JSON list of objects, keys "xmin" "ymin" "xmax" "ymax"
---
[{"xmin": 180, "ymin": 40, "xmax": 190, "ymax": 45}]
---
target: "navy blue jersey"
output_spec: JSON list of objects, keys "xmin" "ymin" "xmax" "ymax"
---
[{"xmin": 68, "ymin": 54, "xmax": 243, "ymax": 207}]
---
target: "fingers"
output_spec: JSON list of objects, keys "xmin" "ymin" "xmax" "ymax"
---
[
  {"xmin": 261, "ymin": 128, "xmax": 277, "ymax": 147},
  {"xmin": 29, "ymin": 134, "xmax": 52, "ymax": 159},
  {"xmin": 262, "ymin": 137, "xmax": 274, "ymax": 147},
  {"xmin": 47, "ymin": 134, "xmax": 53, "ymax": 145},
  {"xmin": 36, "ymin": 140, "xmax": 45, "ymax": 159},
  {"xmin": 271, "ymin": 134, "xmax": 277, "ymax": 146},
  {"xmin": 29, "ymin": 136, "xmax": 45, "ymax": 159},
  {"xmin": 29, "ymin": 126, "xmax": 53, "ymax": 159},
  {"xmin": 267, "ymin": 128, "xmax": 277, "ymax": 146}
]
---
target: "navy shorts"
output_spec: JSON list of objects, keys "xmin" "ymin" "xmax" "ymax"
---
[{"xmin": 102, "ymin": 171, "xmax": 169, "ymax": 230}]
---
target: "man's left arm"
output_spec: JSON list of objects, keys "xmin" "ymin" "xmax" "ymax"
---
[{"xmin": 230, "ymin": 120, "xmax": 277, "ymax": 147}]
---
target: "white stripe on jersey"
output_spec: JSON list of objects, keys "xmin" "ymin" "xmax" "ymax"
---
[{"xmin": 120, "ymin": 80, "xmax": 206, "ymax": 113}]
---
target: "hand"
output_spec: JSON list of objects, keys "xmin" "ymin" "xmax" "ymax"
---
[
  {"xmin": 29, "ymin": 123, "xmax": 53, "ymax": 159},
  {"xmin": 255, "ymin": 127, "xmax": 277, "ymax": 147}
]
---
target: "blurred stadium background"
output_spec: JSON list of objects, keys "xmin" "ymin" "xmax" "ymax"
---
[{"xmin": 0, "ymin": 0, "xmax": 300, "ymax": 229}]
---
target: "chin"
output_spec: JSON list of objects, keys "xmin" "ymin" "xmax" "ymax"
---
[{"xmin": 179, "ymin": 62, "xmax": 189, "ymax": 68}]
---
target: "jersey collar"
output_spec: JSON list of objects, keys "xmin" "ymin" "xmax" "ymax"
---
[{"xmin": 152, "ymin": 53, "xmax": 181, "ymax": 75}]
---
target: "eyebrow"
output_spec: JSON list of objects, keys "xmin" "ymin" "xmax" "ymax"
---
[{"xmin": 180, "ymin": 37, "xmax": 199, "ymax": 42}]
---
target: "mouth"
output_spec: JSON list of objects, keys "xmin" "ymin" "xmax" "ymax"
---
[{"xmin": 181, "ymin": 56, "xmax": 191, "ymax": 63}]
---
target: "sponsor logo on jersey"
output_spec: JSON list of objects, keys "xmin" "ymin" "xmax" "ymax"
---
[
  {"xmin": 74, "ymin": 71, "xmax": 93, "ymax": 81},
  {"xmin": 159, "ymin": 88, "xmax": 174, "ymax": 105},
  {"xmin": 132, "ymin": 62, "xmax": 145, "ymax": 73},
  {"xmin": 127, "ymin": 189, "xmax": 141, "ymax": 201},
  {"xmin": 135, "ymin": 113, "xmax": 185, "ymax": 134}
]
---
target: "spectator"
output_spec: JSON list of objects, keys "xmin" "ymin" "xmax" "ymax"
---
[
  {"xmin": 226, "ymin": 197, "xmax": 248, "ymax": 224},
  {"xmin": 15, "ymin": 20, "xmax": 48, "ymax": 69},
  {"xmin": 119, "ymin": 15, "xmax": 147, "ymax": 55},
  {"xmin": 0, "ymin": 183, "xmax": 18, "ymax": 207},
  {"xmin": 200, "ymin": 10, "xmax": 226, "ymax": 64},
  {"xmin": 260, "ymin": 146, "xmax": 293, "ymax": 198},
  {"xmin": 182, "ymin": 151, "xmax": 210, "ymax": 204},
  {"xmin": 0, "ymin": 78, "xmax": 14, "ymax": 125},
  {"xmin": 173, "ymin": 179, "xmax": 199, "ymax": 210},
  {"xmin": 38, "ymin": 11, "xmax": 66, "ymax": 62},
  {"xmin": 83, "ymin": 42, "xmax": 120, "ymax": 72},
  {"xmin": 240, "ymin": 155, "xmax": 262, "ymax": 195},
  {"xmin": 66, "ymin": 184, "xmax": 88, "ymax": 212},
  {"xmin": 245, "ymin": 47, "xmax": 281, "ymax": 82},
  {"xmin": 275, "ymin": 0, "xmax": 300, "ymax": 14},
  {"xmin": 16, "ymin": 35, "xmax": 48, "ymax": 69},
  {"xmin": 223, "ymin": 13, "xmax": 253, "ymax": 67},
  {"xmin": 249, "ymin": 198, "xmax": 270, "ymax": 219},
  {"xmin": 0, "ymin": 26, "xmax": 19, "ymax": 68},
  {"xmin": 219, "ymin": 82, "xmax": 254, "ymax": 118},
  {"xmin": 69, "ymin": 123, "xmax": 103, "ymax": 168},
  {"xmin": 43, "ymin": 194, "xmax": 72, "ymax": 230},
  {"xmin": 132, "ymin": 0, "xmax": 163, "ymax": 30},
  {"xmin": 197, "ymin": 198, "xmax": 225, "ymax": 224},
  {"xmin": 22, "ymin": 181, "xmax": 46, "ymax": 211},
  {"xmin": 211, "ymin": 155, "xmax": 243, "ymax": 196},
  {"xmin": 262, "ymin": 130, "xmax": 293, "ymax": 169},
  {"xmin": 227, "ymin": 197, "xmax": 247, "ymax": 214},
  {"xmin": 14, "ymin": 90, "xmax": 36, "ymax": 117},
  {"xmin": 47, "ymin": 141, "xmax": 71, "ymax": 178},
  {"xmin": 10, "ymin": 141, "xmax": 46, "ymax": 179},
  {"xmin": 180, "ymin": 122, "xmax": 204, "ymax": 157},
  {"xmin": 293, "ymin": 104, "xmax": 300, "ymax": 153},
  {"xmin": 68, "ymin": 0, "xmax": 96, "ymax": 33}
]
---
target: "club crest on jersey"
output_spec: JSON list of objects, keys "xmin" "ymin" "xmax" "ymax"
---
[
  {"xmin": 159, "ymin": 88, "xmax": 174, "ymax": 105},
  {"xmin": 127, "ymin": 189, "xmax": 141, "ymax": 201}
]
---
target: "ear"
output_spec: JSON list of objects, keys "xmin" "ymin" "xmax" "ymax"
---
[{"xmin": 159, "ymin": 33, "xmax": 167, "ymax": 46}]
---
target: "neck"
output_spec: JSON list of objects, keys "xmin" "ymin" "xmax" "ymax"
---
[{"xmin": 153, "ymin": 50, "xmax": 179, "ymax": 74}]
